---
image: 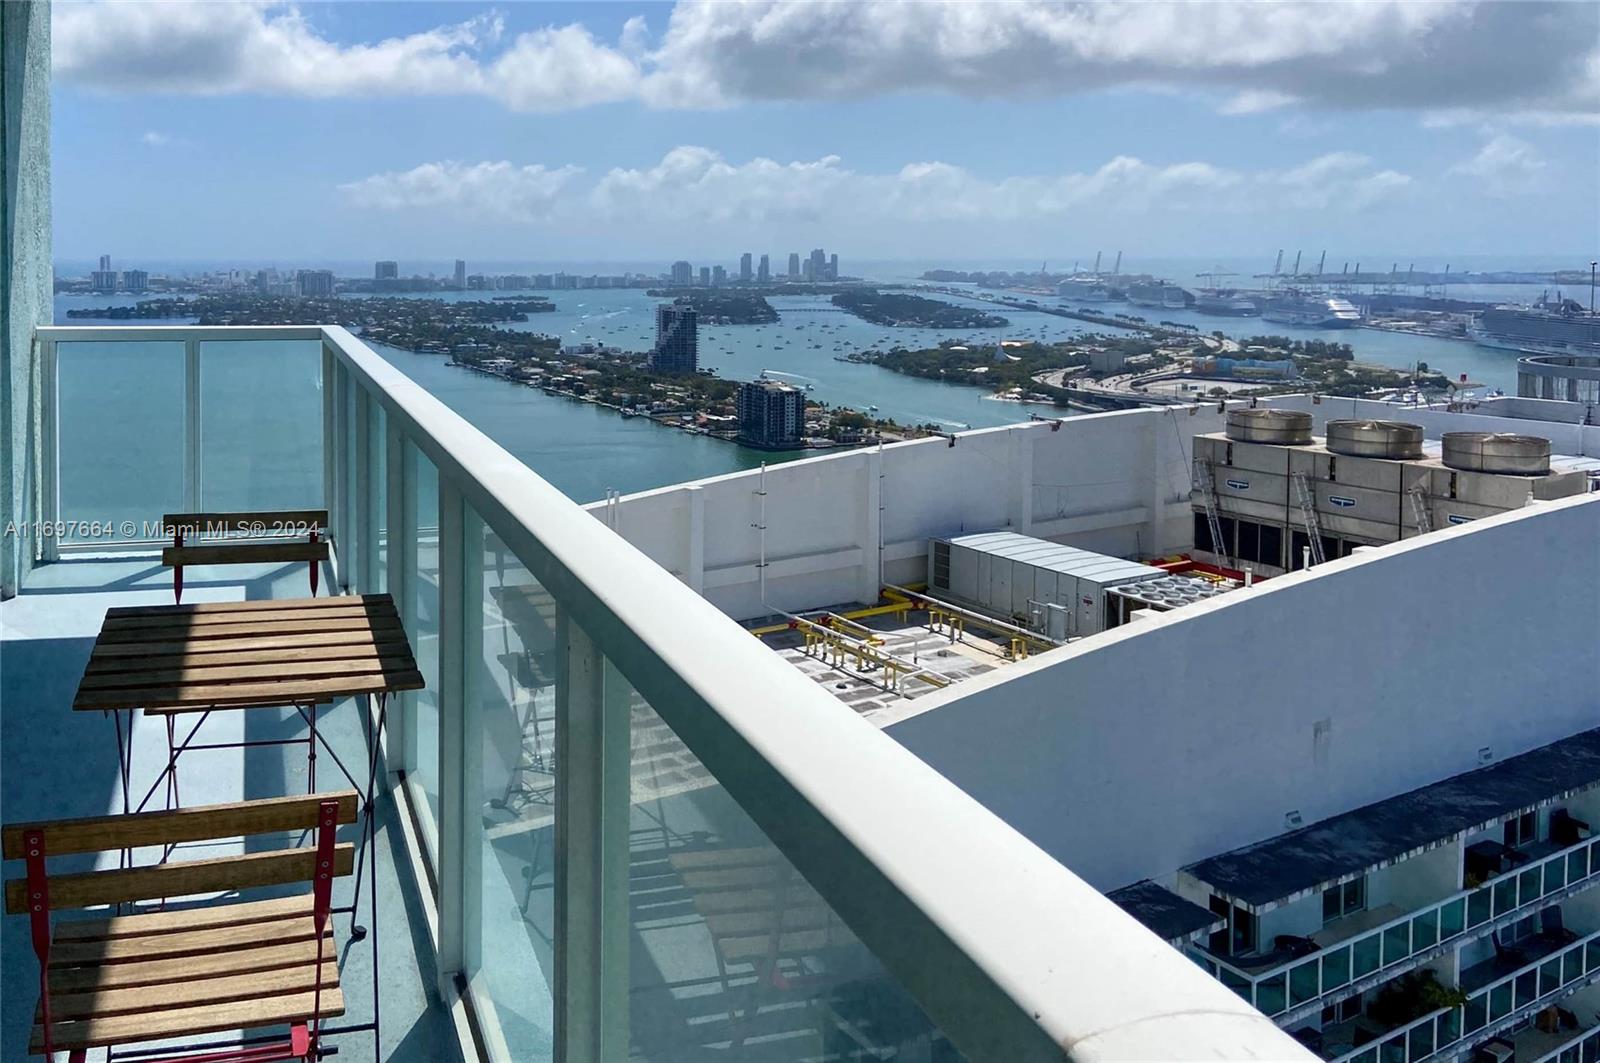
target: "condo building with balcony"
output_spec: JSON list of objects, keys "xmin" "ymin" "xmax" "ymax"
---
[{"xmin": 4, "ymin": 7, "xmax": 1600, "ymax": 1061}]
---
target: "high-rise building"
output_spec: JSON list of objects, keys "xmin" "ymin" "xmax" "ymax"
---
[
  {"xmin": 809, "ymin": 248, "xmax": 827, "ymax": 283},
  {"xmin": 670, "ymin": 261, "xmax": 693, "ymax": 287},
  {"xmin": 699, "ymin": 266, "xmax": 711, "ymax": 287},
  {"xmin": 828, "ymin": 253, "xmax": 839, "ymax": 281},
  {"xmin": 788, "ymin": 252, "xmax": 801, "ymax": 279},
  {"xmin": 92, "ymin": 254, "xmax": 116, "ymax": 292},
  {"xmin": 757, "ymin": 254, "xmax": 770, "ymax": 284},
  {"xmin": 649, "ymin": 302, "xmax": 698, "ymax": 374},
  {"xmin": 454, "ymin": 259, "xmax": 467, "ymax": 290},
  {"xmin": 124, "ymin": 269, "xmax": 148, "ymax": 292},
  {"xmin": 737, "ymin": 380, "xmax": 806, "ymax": 449},
  {"xmin": 375, "ymin": 260, "xmax": 399, "ymax": 281},
  {"xmin": 712, "ymin": 265, "xmax": 727, "ymax": 286},
  {"xmin": 802, "ymin": 257, "xmax": 815, "ymax": 282},
  {"xmin": 296, "ymin": 269, "xmax": 335, "ymax": 296},
  {"xmin": 739, "ymin": 253, "xmax": 753, "ymax": 283}
]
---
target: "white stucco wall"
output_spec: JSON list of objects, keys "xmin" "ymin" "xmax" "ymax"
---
[
  {"xmin": 592, "ymin": 404, "xmax": 1228, "ymax": 619},
  {"xmin": 0, "ymin": 0, "xmax": 50, "ymax": 598},
  {"xmin": 885, "ymin": 493, "xmax": 1600, "ymax": 893}
]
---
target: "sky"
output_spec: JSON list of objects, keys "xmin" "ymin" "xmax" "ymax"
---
[{"xmin": 49, "ymin": 0, "xmax": 1600, "ymax": 270}]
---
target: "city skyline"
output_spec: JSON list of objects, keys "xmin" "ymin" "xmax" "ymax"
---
[{"xmin": 49, "ymin": 1, "xmax": 1600, "ymax": 260}]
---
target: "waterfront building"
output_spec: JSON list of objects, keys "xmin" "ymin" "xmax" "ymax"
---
[
  {"xmin": 97, "ymin": 253, "xmax": 109, "ymax": 271},
  {"xmin": 123, "ymin": 268, "xmax": 148, "ymax": 292},
  {"xmin": 454, "ymin": 259, "xmax": 467, "ymax": 290},
  {"xmin": 810, "ymin": 248, "xmax": 827, "ymax": 282},
  {"xmin": 649, "ymin": 301, "xmax": 698, "ymax": 373},
  {"xmin": 91, "ymin": 252, "xmax": 115, "ymax": 291},
  {"xmin": 712, "ymin": 265, "xmax": 727, "ymax": 286},
  {"xmin": 788, "ymin": 251, "xmax": 801, "ymax": 279},
  {"xmin": 375, "ymin": 260, "xmax": 399, "ymax": 282},
  {"xmin": 295, "ymin": 268, "xmax": 334, "ymax": 296},
  {"xmin": 737, "ymin": 379, "xmax": 806, "ymax": 448},
  {"xmin": 671, "ymin": 260, "xmax": 693, "ymax": 286},
  {"xmin": 740, "ymin": 252, "xmax": 753, "ymax": 282},
  {"xmin": 699, "ymin": 266, "xmax": 711, "ymax": 287},
  {"xmin": 829, "ymin": 253, "xmax": 839, "ymax": 281},
  {"xmin": 758, "ymin": 253, "xmax": 770, "ymax": 284}
]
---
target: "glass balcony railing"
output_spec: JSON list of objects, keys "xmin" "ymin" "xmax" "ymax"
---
[
  {"xmin": 1189, "ymin": 835, "xmax": 1600, "ymax": 1019},
  {"xmin": 1523, "ymin": 1021, "xmax": 1600, "ymax": 1063},
  {"xmin": 29, "ymin": 325, "xmax": 1308, "ymax": 1062},
  {"xmin": 1322, "ymin": 927, "xmax": 1600, "ymax": 1063}
]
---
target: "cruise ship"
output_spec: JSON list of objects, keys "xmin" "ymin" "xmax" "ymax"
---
[
  {"xmin": 1056, "ymin": 277, "xmax": 1115, "ymax": 302},
  {"xmin": 1261, "ymin": 290, "xmax": 1362, "ymax": 329},
  {"xmin": 1127, "ymin": 280, "xmax": 1189, "ymax": 309},
  {"xmin": 1470, "ymin": 299, "xmax": 1600, "ymax": 357},
  {"xmin": 1193, "ymin": 288, "xmax": 1261, "ymax": 315}
]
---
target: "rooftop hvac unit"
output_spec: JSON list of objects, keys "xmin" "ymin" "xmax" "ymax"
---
[
  {"xmin": 1323, "ymin": 419, "xmax": 1425, "ymax": 460},
  {"xmin": 1441, "ymin": 432, "xmax": 1551, "ymax": 475},
  {"xmin": 1224, "ymin": 409, "xmax": 1313, "ymax": 445}
]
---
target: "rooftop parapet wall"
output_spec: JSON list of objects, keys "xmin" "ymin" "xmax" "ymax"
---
[
  {"xmin": 884, "ymin": 492, "xmax": 1600, "ymax": 895},
  {"xmin": 588, "ymin": 404, "xmax": 1230, "ymax": 619}
]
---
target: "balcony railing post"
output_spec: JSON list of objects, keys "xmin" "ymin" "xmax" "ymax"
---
[
  {"xmin": 38, "ymin": 337, "xmax": 59, "ymax": 565},
  {"xmin": 354, "ymin": 387, "xmax": 374, "ymax": 593},
  {"xmin": 387, "ymin": 425, "xmax": 415, "ymax": 774},
  {"xmin": 552, "ymin": 618, "xmax": 632, "ymax": 1063},
  {"xmin": 321, "ymin": 338, "xmax": 338, "ymax": 558},
  {"xmin": 184, "ymin": 336, "xmax": 201, "ymax": 511},
  {"xmin": 434, "ymin": 476, "xmax": 474, "ymax": 990}
]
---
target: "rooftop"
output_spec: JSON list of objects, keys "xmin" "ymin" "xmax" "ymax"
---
[
  {"xmin": 1107, "ymin": 880, "xmax": 1225, "ymax": 944},
  {"xmin": 1185, "ymin": 727, "xmax": 1600, "ymax": 911}
]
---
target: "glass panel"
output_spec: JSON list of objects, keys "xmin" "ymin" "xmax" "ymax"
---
[
  {"xmin": 618, "ymin": 675, "xmax": 969, "ymax": 1059},
  {"xmin": 410, "ymin": 446, "xmax": 442, "ymax": 833},
  {"xmin": 1464, "ymin": 994, "xmax": 1487, "ymax": 1034},
  {"xmin": 1409, "ymin": 1020, "xmax": 1434, "ymax": 1059},
  {"xmin": 1438, "ymin": 1007, "xmax": 1461, "ymax": 1047},
  {"xmin": 199, "ymin": 340, "xmax": 323, "ymax": 511},
  {"xmin": 1382, "ymin": 922, "xmax": 1410, "ymax": 966},
  {"xmin": 1544, "ymin": 958, "xmax": 1564, "ymax": 995},
  {"xmin": 1516, "ymin": 969, "xmax": 1538, "ymax": 1009},
  {"xmin": 1494, "ymin": 878, "xmax": 1517, "ymax": 917},
  {"xmin": 1565, "ymin": 948, "xmax": 1583, "ymax": 984},
  {"xmin": 371, "ymin": 406, "xmax": 387, "ymax": 592},
  {"xmin": 1323, "ymin": 946, "xmax": 1351, "ymax": 990},
  {"xmin": 1441, "ymin": 898, "xmax": 1466, "ymax": 940},
  {"xmin": 1468, "ymin": 888, "xmax": 1492, "ymax": 928},
  {"xmin": 1219, "ymin": 965, "xmax": 1250, "ymax": 1001},
  {"xmin": 1521, "ymin": 868, "xmax": 1543, "ymax": 907},
  {"xmin": 1587, "ymin": 939, "xmax": 1600, "ymax": 971},
  {"xmin": 1290, "ymin": 959, "xmax": 1319, "ymax": 1006},
  {"xmin": 1491, "ymin": 982, "xmax": 1513, "ymax": 1020},
  {"xmin": 1548, "ymin": 856, "xmax": 1568, "ymax": 894},
  {"xmin": 1412, "ymin": 909, "xmax": 1438, "ymax": 951},
  {"xmin": 1351, "ymin": 1050, "xmax": 1377, "ymax": 1063},
  {"xmin": 57, "ymin": 341, "xmax": 185, "ymax": 542},
  {"xmin": 471, "ymin": 518, "xmax": 557, "ymax": 1060},
  {"xmin": 1379, "ymin": 1032, "xmax": 1406, "ymax": 1063},
  {"xmin": 1354, "ymin": 934, "xmax": 1382, "ymax": 978},
  {"xmin": 1574, "ymin": 848, "xmax": 1592, "ymax": 883}
]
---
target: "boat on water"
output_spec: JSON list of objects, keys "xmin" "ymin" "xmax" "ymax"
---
[
  {"xmin": 1261, "ymin": 290, "xmax": 1362, "ymax": 329},
  {"xmin": 1126, "ymin": 282, "xmax": 1188, "ymax": 309},
  {"xmin": 1056, "ymin": 278, "xmax": 1116, "ymax": 303},
  {"xmin": 1193, "ymin": 288, "xmax": 1260, "ymax": 316},
  {"xmin": 1469, "ymin": 298, "xmax": 1600, "ymax": 357}
]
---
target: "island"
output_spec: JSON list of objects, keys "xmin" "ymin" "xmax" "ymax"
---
[
  {"xmin": 831, "ymin": 289, "xmax": 1009, "ymax": 329},
  {"xmin": 639, "ymin": 291, "xmax": 779, "ymax": 324},
  {"xmin": 65, "ymin": 294, "xmax": 554, "ymax": 326}
]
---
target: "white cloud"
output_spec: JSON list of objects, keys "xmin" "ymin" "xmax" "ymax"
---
[
  {"xmin": 53, "ymin": 1, "xmax": 1600, "ymax": 121},
  {"xmin": 1449, "ymin": 136, "xmax": 1550, "ymax": 196},
  {"xmin": 347, "ymin": 147, "xmax": 1413, "ymax": 228},
  {"xmin": 141, "ymin": 130, "xmax": 173, "ymax": 146},
  {"xmin": 338, "ymin": 161, "xmax": 583, "ymax": 222}
]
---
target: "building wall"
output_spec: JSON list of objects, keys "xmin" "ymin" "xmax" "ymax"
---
[
  {"xmin": 590, "ymin": 404, "xmax": 1226, "ymax": 619},
  {"xmin": 885, "ymin": 494, "xmax": 1600, "ymax": 893},
  {"xmin": 1, "ymin": 0, "xmax": 50, "ymax": 599}
]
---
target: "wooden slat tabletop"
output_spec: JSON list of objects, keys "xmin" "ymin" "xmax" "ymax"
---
[{"xmin": 73, "ymin": 594, "xmax": 423, "ymax": 713}]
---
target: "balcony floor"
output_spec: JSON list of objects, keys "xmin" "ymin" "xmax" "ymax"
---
[{"xmin": 0, "ymin": 554, "xmax": 457, "ymax": 1062}]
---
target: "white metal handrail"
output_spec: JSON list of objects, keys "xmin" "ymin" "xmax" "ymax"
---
[{"xmin": 34, "ymin": 324, "xmax": 1312, "ymax": 1062}]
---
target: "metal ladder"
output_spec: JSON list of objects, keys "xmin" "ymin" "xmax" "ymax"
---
[
  {"xmin": 1407, "ymin": 483, "xmax": 1432, "ymax": 534},
  {"xmin": 1291, "ymin": 471, "xmax": 1327, "ymax": 566},
  {"xmin": 1193, "ymin": 460, "xmax": 1230, "ymax": 565}
]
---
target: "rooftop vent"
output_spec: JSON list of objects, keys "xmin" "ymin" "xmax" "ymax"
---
[
  {"xmin": 1225, "ymin": 409, "xmax": 1312, "ymax": 445},
  {"xmin": 1441, "ymin": 432, "xmax": 1551, "ymax": 475},
  {"xmin": 1323, "ymin": 419, "xmax": 1425, "ymax": 460}
]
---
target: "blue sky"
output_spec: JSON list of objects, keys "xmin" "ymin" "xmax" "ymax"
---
[{"xmin": 50, "ymin": 1, "xmax": 1600, "ymax": 267}]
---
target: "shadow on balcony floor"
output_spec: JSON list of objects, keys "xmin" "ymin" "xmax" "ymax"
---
[{"xmin": 0, "ymin": 554, "xmax": 457, "ymax": 1062}]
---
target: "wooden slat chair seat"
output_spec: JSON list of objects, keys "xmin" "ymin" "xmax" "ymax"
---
[
  {"xmin": 4, "ymin": 791, "xmax": 358, "ymax": 1060},
  {"xmin": 159, "ymin": 511, "xmax": 329, "ymax": 603}
]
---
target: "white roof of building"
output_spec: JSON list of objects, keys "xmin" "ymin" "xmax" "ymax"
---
[{"xmin": 943, "ymin": 532, "xmax": 1166, "ymax": 585}]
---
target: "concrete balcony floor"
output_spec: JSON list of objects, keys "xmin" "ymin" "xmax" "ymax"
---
[{"xmin": 0, "ymin": 554, "xmax": 457, "ymax": 1062}]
